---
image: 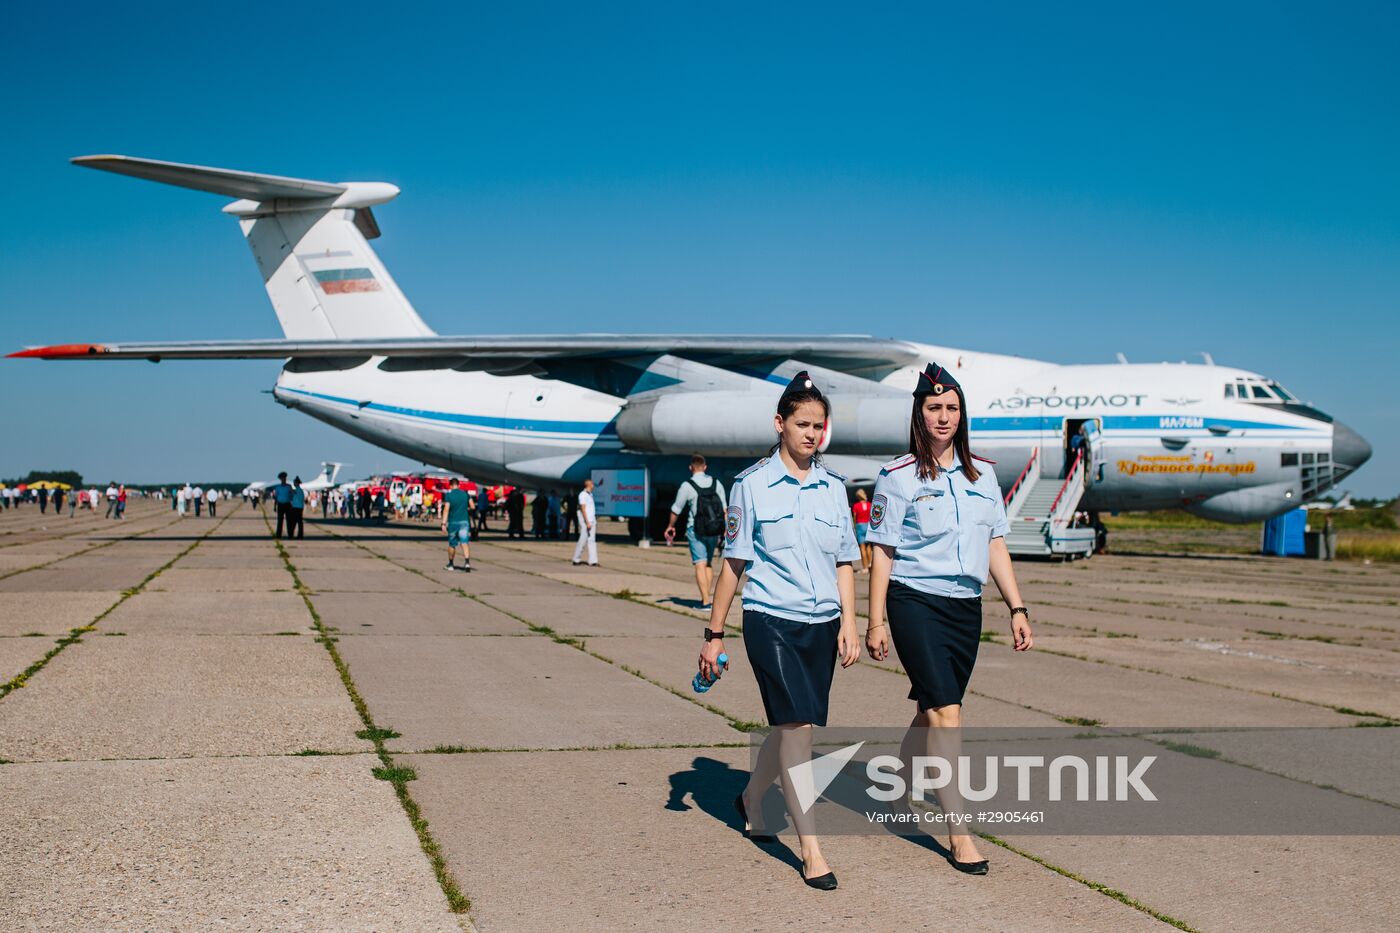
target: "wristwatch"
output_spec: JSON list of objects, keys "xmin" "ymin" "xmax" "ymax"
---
[{"xmin": 703, "ymin": 628, "xmax": 726, "ymax": 641}]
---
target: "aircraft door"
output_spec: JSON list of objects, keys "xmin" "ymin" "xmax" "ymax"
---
[
  {"xmin": 1083, "ymin": 419, "xmax": 1106, "ymax": 485},
  {"xmin": 1064, "ymin": 418, "xmax": 1104, "ymax": 485}
]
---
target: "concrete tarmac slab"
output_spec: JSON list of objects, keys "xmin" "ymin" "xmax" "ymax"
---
[
  {"xmin": 149, "ymin": 567, "xmax": 293, "ymax": 592},
  {"xmin": 0, "ymin": 591, "xmax": 122, "ymax": 636},
  {"xmin": 102, "ymin": 590, "xmax": 311, "ymax": 635},
  {"xmin": 968, "ymin": 647, "xmax": 1355, "ymax": 727},
  {"xmin": 0, "ymin": 635, "xmax": 368, "ymax": 761},
  {"xmin": 0, "ymin": 755, "xmax": 460, "ymax": 932},
  {"xmin": 533, "ymin": 567, "xmax": 696, "ymax": 600},
  {"xmin": 297, "ymin": 568, "xmax": 444, "ymax": 593},
  {"xmin": 1142, "ymin": 726, "xmax": 1400, "ymax": 805},
  {"xmin": 314, "ymin": 591, "xmax": 525, "ymax": 636},
  {"xmin": 335, "ymin": 634, "xmax": 739, "ymax": 751},
  {"xmin": 426, "ymin": 563, "xmax": 585, "ymax": 597},
  {"xmin": 0, "ymin": 566, "xmax": 156, "ymax": 593},
  {"xmin": 0, "ymin": 637, "xmax": 52, "ymax": 684},
  {"xmin": 1016, "ymin": 602, "xmax": 1243, "ymax": 641},
  {"xmin": 175, "ymin": 553, "xmax": 289, "ymax": 570},
  {"xmin": 1048, "ymin": 636, "xmax": 1400, "ymax": 718},
  {"xmin": 283, "ymin": 554, "xmax": 388, "ymax": 571},
  {"xmin": 995, "ymin": 833, "xmax": 1400, "ymax": 933},
  {"xmin": 480, "ymin": 593, "xmax": 699, "ymax": 637},
  {"xmin": 405, "ymin": 747, "xmax": 1161, "ymax": 933},
  {"xmin": 1035, "ymin": 598, "xmax": 1400, "ymax": 648}
]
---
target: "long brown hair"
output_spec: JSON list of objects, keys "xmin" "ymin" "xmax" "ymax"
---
[{"xmin": 908, "ymin": 387, "xmax": 980, "ymax": 483}]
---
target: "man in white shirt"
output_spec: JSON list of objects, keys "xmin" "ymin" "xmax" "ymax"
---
[
  {"xmin": 571, "ymin": 479, "xmax": 598, "ymax": 567},
  {"xmin": 192, "ymin": 485, "xmax": 204, "ymax": 517},
  {"xmin": 663, "ymin": 455, "xmax": 728, "ymax": 608},
  {"xmin": 105, "ymin": 484, "xmax": 119, "ymax": 518},
  {"xmin": 206, "ymin": 487, "xmax": 220, "ymax": 518}
]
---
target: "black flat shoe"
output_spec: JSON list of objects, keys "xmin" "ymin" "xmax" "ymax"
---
[
  {"xmin": 734, "ymin": 793, "xmax": 775, "ymax": 842},
  {"xmin": 802, "ymin": 870, "xmax": 838, "ymax": 890},
  {"xmin": 946, "ymin": 855, "xmax": 989, "ymax": 875}
]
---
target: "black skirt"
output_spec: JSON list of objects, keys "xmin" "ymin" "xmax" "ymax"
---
[
  {"xmin": 742, "ymin": 610, "xmax": 840, "ymax": 726},
  {"xmin": 885, "ymin": 580, "xmax": 982, "ymax": 711}
]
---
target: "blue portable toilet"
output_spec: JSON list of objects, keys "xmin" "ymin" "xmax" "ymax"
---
[{"xmin": 1262, "ymin": 508, "xmax": 1307, "ymax": 556}]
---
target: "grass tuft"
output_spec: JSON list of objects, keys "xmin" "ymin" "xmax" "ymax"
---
[
  {"xmin": 1056, "ymin": 716, "xmax": 1103, "ymax": 727},
  {"xmin": 357, "ymin": 727, "xmax": 402, "ymax": 741},
  {"xmin": 1159, "ymin": 741, "xmax": 1221, "ymax": 759},
  {"xmin": 373, "ymin": 765, "xmax": 418, "ymax": 783}
]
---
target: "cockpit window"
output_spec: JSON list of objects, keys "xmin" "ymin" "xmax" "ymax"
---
[{"xmin": 1229, "ymin": 376, "xmax": 1332, "ymax": 422}]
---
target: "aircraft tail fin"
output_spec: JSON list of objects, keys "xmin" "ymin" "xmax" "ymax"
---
[{"xmin": 73, "ymin": 155, "xmax": 436, "ymax": 340}]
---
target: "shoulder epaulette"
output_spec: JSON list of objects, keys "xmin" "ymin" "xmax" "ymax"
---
[
  {"xmin": 971, "ymin": 455, "xmax": 997, "ymax": 464},
  {"xmin": 733, "ymin": 458, "xmax": 768, "ymax": 482},
  {"xmin": 881, "ymin": 453, "xmax": 917, "ymax": 473},
  {"xmin": 822, "ymin": 463, "xmax": 848, "ymax": 482}
]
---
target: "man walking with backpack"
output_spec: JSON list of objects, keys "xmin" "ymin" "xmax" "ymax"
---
[{"xmin": 663, "ymin": 455, "xmax": 728, "ymax": 609}]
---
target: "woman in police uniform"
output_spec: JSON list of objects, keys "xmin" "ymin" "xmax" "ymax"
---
[
  {"xmin": 865, "ymin": 362, "xmax": 1034, "ymax": 875},
  {"xmin": 699, "ymin": 372, "xmax": 861, "ymax": 890}
]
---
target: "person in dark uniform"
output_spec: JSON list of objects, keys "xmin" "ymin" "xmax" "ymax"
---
[
  {"xmin": 289, "ymin": 477, "xmax": 306, "ymax": 539},
  {"xmin": 505, "ymin": 487, "xmax": 526, "ymax": 539},
  {"xmin": 270, "ymin": 472, "xmax": 293, "ymax": 539},
  {"xmin": 701, "ymin": 372, "xmax": 861, "ymax": 891},
  {"xmin": 865, "ymin": 363, "xmax": 1034, "ymax": 875},
  {"xmin": 531, "ymin": 489, "xmax": 549, "ymax": 539}
]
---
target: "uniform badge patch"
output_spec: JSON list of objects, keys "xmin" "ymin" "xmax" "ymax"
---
[
  {"xmin": 871, "ymin": 494, "xmax": 887, "ymax": 528},
  {"xmin": 725, "ymin": 505, "xmax": 741, "ymax": 542}
]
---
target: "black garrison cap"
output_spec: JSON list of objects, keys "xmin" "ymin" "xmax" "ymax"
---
[
  {"xmin": 914, "ymin": 362, "xmax": 961, "ymax": 397},
  {"xmin": 781, "ymin": 370, "xmax": 819, "ymax": 395}
]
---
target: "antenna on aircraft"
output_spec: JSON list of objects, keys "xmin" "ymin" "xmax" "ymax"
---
[
  {"xmin": 1200, "ymin": 352, "xmax": 1215, "ymax": 365},
  {"xmin": 1115, "ymin": 352, "xmax": 1128, "ymax": 364}
]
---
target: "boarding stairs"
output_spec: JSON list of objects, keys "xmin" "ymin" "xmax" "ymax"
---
[{"xmin": 1002, "ymin": 448, "xmax": 1097, "ymax": 559}]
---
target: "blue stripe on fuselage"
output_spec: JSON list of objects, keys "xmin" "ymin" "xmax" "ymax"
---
[
  {"xmin": 971, "ymin": 415, "xmax": 1319, "ymax": 433},
  {"xmin": 279, "ymin": 386, "xmax": 617, "ymax": 435}
]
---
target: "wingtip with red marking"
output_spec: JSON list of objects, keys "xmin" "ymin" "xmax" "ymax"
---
[{"xmin": 7, "ymin": 343, "xmax": 109, "ymax": 359}]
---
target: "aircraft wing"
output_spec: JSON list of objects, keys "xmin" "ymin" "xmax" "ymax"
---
[{"xmin": 8, "ymin": 334, "xmax": 922, "ymax": 373}]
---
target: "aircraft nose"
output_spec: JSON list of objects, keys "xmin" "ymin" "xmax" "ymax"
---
[{"xmin": 1332, "ymin": 420, "xmax": 1373, "ymax": 471}]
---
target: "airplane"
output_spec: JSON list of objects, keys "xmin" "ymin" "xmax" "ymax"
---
[
  {"xmin": 242, "ymin": 461, "xmax": 344, "ymax": 497},
  {"xmin": 10, "ymin": 155, "xmax": 1373, "ymax": 553}
]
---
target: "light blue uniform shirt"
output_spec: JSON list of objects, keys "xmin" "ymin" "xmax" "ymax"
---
[
  {"xmin": 866, "ymin": 451, "xmax": 1009, "ymax": 598},
  {"xmin": 724, "ymin": 456, "xmax": 861, "ymax": 623}
]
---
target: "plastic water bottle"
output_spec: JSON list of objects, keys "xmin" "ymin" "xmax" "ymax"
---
[{"xmin": 693, "ymin": 653, "xmax": 728, "ymax": 693}]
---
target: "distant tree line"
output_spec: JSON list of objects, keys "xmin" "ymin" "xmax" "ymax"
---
[{"xmin": 1, "ymin": 469, "xmax": 84, "ymax": 487}]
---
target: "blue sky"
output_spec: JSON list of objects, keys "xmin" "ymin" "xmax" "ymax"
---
[{"xmin": 2, "ymin": 2, "xmax": 1395, "ymax": 496}]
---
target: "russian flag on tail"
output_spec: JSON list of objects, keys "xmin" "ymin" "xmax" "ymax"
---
[{"xmin": 313, "ymin": 268, "xmax": 381, "ymax": 294}]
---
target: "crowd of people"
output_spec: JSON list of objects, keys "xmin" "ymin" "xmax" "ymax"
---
[{"xmin": 0, "ymin": 482, "xmax": 240, "ymax": 520}]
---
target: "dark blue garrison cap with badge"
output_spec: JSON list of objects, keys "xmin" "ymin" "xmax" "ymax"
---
[
  {"xmin": 781, "ymin": 370, "xmax": 819, "ymax": 396},
  {"xmin": 914, "ymin": 362, "xmax": 961, "ymax": 397}
]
